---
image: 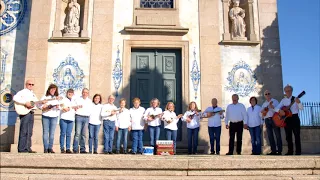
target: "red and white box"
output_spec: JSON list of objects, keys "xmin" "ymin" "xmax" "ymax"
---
[{"xmin": 156, "ymin": 140, "xmax": 174, "ymax": 155}]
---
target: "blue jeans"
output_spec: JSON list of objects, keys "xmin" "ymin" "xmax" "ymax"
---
[
  {"xmin": 116, "ymin": 128, "xmax": 128, "ymax": 151},
  {"xmin": 73, "ymin": 115, "xmax": 89, "ymax": 152},
  {"xmin": 249, "ymin": 125, "xmax": 262, "ymax": 154},
  {"xmin": 165, "ymin": 129, "xmax": 177, "ymax": 153},
  {"xmin": 148, "ymin": 126, "xmax": 160, "ymax": 147},
  {"xmin": 208, "ymin": 126, "xmax": 221, "ymax": 153},
  {"xmin": 59, "ymin": 119, "xmax": 74, "ymax": 150},
  {"xmin": 42, "ymin": 115, "xmax": 58, "ymax": 150},
  {"xmin": 89, "ymin": 123, "xmax": 101, "ymax": 153},
  {"xmin": 265, "ymin": 118, "xmax": 282, "ymax": 153},
  {"xmin": 18, "ymin": 112, "xmax": 34, "ymax": 152},
  {"xmin": 103, "ymin": 120, "xmax": 115, "ymax": 152},
  {"xmin": 187, "ymin": 127, "xmax": 199, "ymax": 154},
  {"xmin": 131, "ymin": 130, "xmax": 144, "ymax": 153}
]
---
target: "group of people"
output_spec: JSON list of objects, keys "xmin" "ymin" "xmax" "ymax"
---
[{"xmin": 13, "ymin": 80, "xmax": 303, "ymax": 156}]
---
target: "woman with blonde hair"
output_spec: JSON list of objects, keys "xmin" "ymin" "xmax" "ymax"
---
[
  {"xmin": 162, "ymin": 102, "xmax": 182, "ymax": 154},
  {"xmin": 143, "ymin": 98, "xmax": 163, "ymax": 151},
  {"xmin": 129, "ymin": 98, "xmax": 145, "ymax": 154},
  {"xmin": 182, "ymin": 101, "xmax": 202, "ymax": 155},
  {"xmin": 115, "ymin": 98, "xmax": 131, "ymax": 154}
]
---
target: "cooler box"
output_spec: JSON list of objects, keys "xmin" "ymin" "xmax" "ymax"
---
[{"xmin": 156, "ymin": 140, "xmax": 174, "ymax": 155}]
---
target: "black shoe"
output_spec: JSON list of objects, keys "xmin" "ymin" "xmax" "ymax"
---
[
  {"xmin": 267, "ymin": 152, "xmax": 277, "ymax": 155},
  {"xmin": 276, "ymin": 152, "xmax": 282, "ymax": 155},
  {"xmin": 48, "ymin": 149, "xmax": 55, "ymax": 153},
  {"xmin": 226, "ymin": 152, "xmax": 233, "ymax": 155},
  {"xmin": 124, "ymin": 151, "xmax": 127, "ymax": 154},
  {"xmin": 108, "ymin": 152, "xmax": 113, "ymax": 154},
  {"xmin": 66, "ymin": 149, "xmax": 72, "ymax": 154},
  {"xmin": 93, "ymin": 152, "xmax": 98, "ymax": 154},
  {"xmin": 44, "ymin": 149, "xmax": 48, "ymax": 153},
  {"xmin": 216, "ymin": 152, "xmax": 220, "ymax": 155},
  {"xmin": 295, "ymin": 152, "xmax": 301, "ymax": 155},
  {"xmin": 131, "ymin": 152, "xmax": 136, "ymax": 155},
  {"xmin": 18, "ymin": 151, "xmax": 29, "ymax": 153},
  {"xmin": 188, "ymin": 152, "xmax": 192, "ymax": 155},
  {"xmin": 210, "ymin": 151, "xmax": 215, "ymax": 155},
  {"xmin": 237, "ymin": 153, "xmax": 241, "ymax": 155},
  {"xmin": 103, "ymin": 152, "xmax": 109, "ymax": 154},
  {"xmin": 285, "ymin": 152, "xmax": 293, "ymax": 155},
  {"xmin": 192, "ymin": 152, "xmax": 197, "ymax": 155},
  {"xmin": 80, "ymin": 151, "xmax": 87, "ymax": 154},
  {"xmin": 116, "ymin": 151, "xmax": 120, "ymax": 154},
  {"xmin": 61, "ymin": 149, "xmax": 65, "ymax": 153},
  {"xmin": 28, "ymin": 150, "xmax": 37, "ymax": 153}
]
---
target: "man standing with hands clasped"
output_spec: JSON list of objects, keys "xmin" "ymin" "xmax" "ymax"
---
[{"xmin": 225, "ymin": 94, "xmax": 247, "ymax": 155}]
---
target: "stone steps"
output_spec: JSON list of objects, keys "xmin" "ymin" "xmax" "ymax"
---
[
  {"xmin": 1, "ymin": 174, "xmax": 320, "ymax": 180},
  {"xmin": 1, "ymin": 153, "xmax": 319, "ymax": 179}
]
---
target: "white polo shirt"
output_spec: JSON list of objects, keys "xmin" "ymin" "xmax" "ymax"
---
[
  {"xmin": 143, "ymin": 107, "xmax": 163, "ymax": 127},
  {"xmin": 116, "ymin": 108, "xmax": 131, "ymax": 129},
  {"xmin": 130, "ymin": 106, "xmax": 146, "ymax": 130},
  {"xmin": 60, "ymin": 97, "xmax": 76, "ymax": 121},
  {"xmin": 162, "ymin": 110, "xmax": 180, "ymax": 131}
]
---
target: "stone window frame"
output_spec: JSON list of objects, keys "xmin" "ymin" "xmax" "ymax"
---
[
  {"xmin": 50, "ymin": 0, "xmax": 90, "ymax": 42},
  {"xmin": 221, "ymin": 0, "xmax": 259, "ymax": 45}
]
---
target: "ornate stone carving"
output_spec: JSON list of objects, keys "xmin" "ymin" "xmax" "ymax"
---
[
  {"xmin": 140, "ymin": 0, "xmax": 174, "ymax": 8},
  {"xmin": 0, "ymin": 0, "xmax": 27, "ymax": 36},
  {"xmin": 63, "ymin": 0, "xmax": 80, "ymax": 37},
  {"xmin": 229, "ymin": 0, "xmax": 247, "ymax": 40}
]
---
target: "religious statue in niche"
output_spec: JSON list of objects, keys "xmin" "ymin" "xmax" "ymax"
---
[
  {"xmin": 229, "ymin": 0, "xmax": 247, "ymax": 40},
  {"xmin": 63, "ymin": 0, "xmax": 81, "ymax": 37}
]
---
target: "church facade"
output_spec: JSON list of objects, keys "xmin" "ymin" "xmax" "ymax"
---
[{"xmin": 0, "ymin": 0, "xmax": 283, "ymax": 152}]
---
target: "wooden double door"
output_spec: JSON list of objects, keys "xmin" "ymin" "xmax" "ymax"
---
[{"xmin": 130, "ymin": 49, "xmax": 182, "ymax": 141}]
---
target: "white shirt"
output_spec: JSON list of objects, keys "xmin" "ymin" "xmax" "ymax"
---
[
  {"xmin": 40, "ymin": 95, "xmax": 60, "ymax": 117},
  {"xmin": 101, "ymin": 103, "xmax": 118, "ymax": 121},
  {"xmin": 203, "ymin": 106, "xmax": 224, "ymax": 127},
  {"xmin": 130, "ymin": 106, "xmax": 146, "ymax": 130},
  {"xmin": 60, "ymin": 97, "xmax": 76, "ymax": 121},
  {"xmin": 247, "ymin": 105, "xmax": 263, "ymax": 127},
  {"xmin": 143, "ymin": 107, "xmax": 163, "ymax": 127},
  {"xmin": 162, "ymin": 110, "xmax": 180, "ymax": 130},
  {"xmin": 116, "ymin": 108, "xmax": 131, "ymax": 129},
  {"xmin": 225, "ymin": 103, "xmax": 247, "ymax": 125},
  {"xmin": 182, "ymin": 110, "xmax": 202, "ymax": 129},
  {"xmin": 275, "ymin": 96, "xmax": 303, "ymax": 114},
  {"xmin": 74, "ymin": 96, "xmax": 93, "ymax": 116},
  {"xmin": 261, "ymin": 98, "xmax": 279, "ymax": 118},
  {"xmin": 89, "ymin": 104, "xmax": 103, "ymax": 125},
  {"xmin": 13, "ymin": 88, "xmax": 38, "ymax": 110}
]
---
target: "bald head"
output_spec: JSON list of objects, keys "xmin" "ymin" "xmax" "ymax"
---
[{"xmin": 25, "ymin": 79, "xmax": 34, "ymax": 90}]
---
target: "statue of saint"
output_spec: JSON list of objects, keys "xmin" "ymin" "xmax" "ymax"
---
[
  {"xmin": 229, "ymin": 0, "xmax": 247, "ymax": 40},
  {"xmin": 62, "ymin": 68, "xmax": 75, "ymax": 87},
  {"xmin": 63, "ymin": 0, "xmax": 80, "ymax": 37}
]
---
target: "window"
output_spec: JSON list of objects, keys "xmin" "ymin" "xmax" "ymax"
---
[{"xmin": 140, "ymin": 0, "xmax": 174, "ymax": 8}]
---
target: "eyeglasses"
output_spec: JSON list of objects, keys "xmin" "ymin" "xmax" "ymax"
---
[
  {"xmin": 265, "ymin": 93, "xmax": 270, "ymax": 95},
  {"xmin": 27, "ymin": 83, "xmax": 34, "ymax": 86}
]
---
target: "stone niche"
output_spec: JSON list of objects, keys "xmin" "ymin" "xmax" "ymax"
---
[
  {"xmin": 124, "ymin": 0, "xmax": 189, "ymax": 35},
  {"xmin": 51, "ymin": 0, "xmax": 90, "ymax": 42},
  {"xmin": 221, "ymin": 0, "xmax": 259, "ymax": 45}
]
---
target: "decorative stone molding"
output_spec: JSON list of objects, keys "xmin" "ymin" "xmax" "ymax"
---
[
  {"xmin": 51, "ymin": 0, "xmax": 89, "ymax": 41},
  {"xmin": 125, "ymin": 0, "xmax": 189, "ymax": 35}
]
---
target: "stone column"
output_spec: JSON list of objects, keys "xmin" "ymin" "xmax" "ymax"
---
[
  {"xmin": 222, "ymin": 0, "xmax": 231, "ymax": 40},
  {"xmin": 81, "ymin": 0, "xmax": 89, "ymax": 37},
  {"xmin": 248, "ymin": 0, "xmax": 257, "ymax": 41},
  {"xmin": 52, "ymin": 0, "xmax": 62, "ymax": 37}
]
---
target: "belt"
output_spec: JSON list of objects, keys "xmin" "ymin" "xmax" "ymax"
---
[
  {"xmin": 230, "ymin": 121, "xmax": 243, "ymax": 123},
  {"xmin": 76, "ymin": 114, "xmax": 89, "ymax": 118}
]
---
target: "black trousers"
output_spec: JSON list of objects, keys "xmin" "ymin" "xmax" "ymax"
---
[
  {"xmin": 284, "ymin": 114, "xmax": 301, "ymax": 154},
  {"xmin": 18, "ymin": 111, "xmax": 34, "ymax": 152},
  {"xmin": 228, "ymin": 121, "xmax": 243, "ymax": 154}
]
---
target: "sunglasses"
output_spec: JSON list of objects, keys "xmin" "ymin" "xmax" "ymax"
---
[
  {"xmin": 265, "ymin": 93, "xmax": 270, "ymax": 95},
  {"xmin": 28, "ymin": 83, "xmax": 35, "ymax": 86}
]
